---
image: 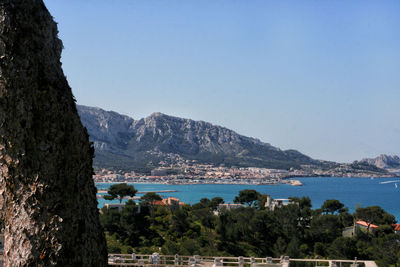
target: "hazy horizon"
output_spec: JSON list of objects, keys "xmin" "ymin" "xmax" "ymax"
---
[{"xmin": 45, "ymin": 0, "xmax": 400, "ymax": 163}]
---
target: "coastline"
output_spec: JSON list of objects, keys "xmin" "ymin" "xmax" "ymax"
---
[
  {"xmin": 94, "ymin": 175, "xmax": 399, "ymax": 186},
  {"xmin": 96, "ymin": 181, "xmax": 287, "ymax": 186},
  {"xmin": 95, "ymin": 177, "xmax": 400, "ymax": 220}
]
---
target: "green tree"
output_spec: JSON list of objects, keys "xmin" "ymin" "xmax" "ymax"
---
[
  {"xmin": 247, "ymin": 210, "xmax": 276, "ymax": 256},
  {"xmin": 100, "ymin": 205, "xmax": 122, "ymax": 235},
  {"xmin": 314, "ymin": 242, "xmax": 326, "ymax": 257},
  {"xmin": 339, "ymin": 211, "xmax": 354, "ymax": 227},
  {"xmin": 273, "ymin": 204, "xmax": 301, "ymax": 240},
  {"xmin": 273, "ymin": 237, "xmax": 287, "ymax": 257},
  {"xmin": 288, "ymin": 196, "xmax": 313, "ymax": 232},
  {"xmin": 170, "ymin": 208, "xmax": 191, "ymax": 237},
  {"xmin": 289, "ymin": 196, "xmax": 312, "ymax": 210},
  {"xmin": 140, "ymin": 192, "xmax": 162, "ymax": 217},
  {"xmin": 327, "ymin": 237, "xmax": 357, "ymax": 259},
  {"xmin": 98, "ymin": 192, "xmax": 398, "ymax": 261},
  {"xmin": 192, "ymin": 207, "xmax": 216, "ymax": 231},
  {"xmin": 104, "ymin": 183, "xmax": 138, "ymax": 203},
  {"xmin": 140, "ymin": 192, "xmax": 162, "ymax": 204},
  {"xmin": 321, "ymin": 199, "xmax": 346, "ymax": 214},
  {"xmin": 286, "ymin": 237, "xmax": 300, "ymax": 258},
  {"xmin": 355, "ymin": 206, "xmax": 395, "ymax": 233},
  {"xmin": 257, "ymin": 194, "xmax": 270, "ymax": 209},
  {"xmin": 309, "ymin": 215, "xmax": 342, "ymax": 243},
  {"xmin": 210, "ymin": 197, "xmax": 224, "ymax": 210},
  {"xmin": 234, "ymin": 189, "xmax": 260, "ymax": 207},
  {"xmin": 200, "ymin": 198, "xmax": 211, "ymax": 206},
  {"xmin": 355, "ymin": 206, "xmax": 395, "ymax": 225},
  {"xmin": 373, "ymin": 234, "xmax": 400, "ymax": 267}
]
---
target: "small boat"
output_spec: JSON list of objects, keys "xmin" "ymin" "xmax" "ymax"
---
[{"xmin": 395, "ymin": 183, "xmax": 398, "ymax": 189}]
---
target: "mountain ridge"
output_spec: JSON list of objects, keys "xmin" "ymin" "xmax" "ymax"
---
[
  {"xmin": 358, "ymin": 154, "xmax": 400, "ymax": 169},
  {"xmin": 77, "ymin": 105, "xmax": 317, "ymax": 172}
]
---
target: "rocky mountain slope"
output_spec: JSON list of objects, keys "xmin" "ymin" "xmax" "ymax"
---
[
  {"xmin": 358, "ymin": 154, "xmax": 400, "ymax": 169},
  {"xmin": 77, "ymin": 105, "xmax": 317, "ymax": 172}
]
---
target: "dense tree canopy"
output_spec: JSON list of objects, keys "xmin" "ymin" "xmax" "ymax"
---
[
  {"xmin": 355, "ymin": 206, "xmax": 395, "ymax": 225},
  {"xmin": 100, "ymin": 189, "xmax": 399, "ymax": 267}
]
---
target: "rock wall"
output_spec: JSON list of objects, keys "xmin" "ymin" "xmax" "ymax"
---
[{"xmin": 0, "ymin": 0, "xmax": 107, "ymax": 266}]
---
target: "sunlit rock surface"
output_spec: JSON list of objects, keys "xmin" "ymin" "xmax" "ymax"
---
[{"xmin": 0, "ymin": 0, "xmax": 107, "ymax": 266}]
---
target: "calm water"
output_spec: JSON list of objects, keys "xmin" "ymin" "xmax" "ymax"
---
[{"xmin": 96, "ymin": 177, "xmax": 400, "ymax": 220}]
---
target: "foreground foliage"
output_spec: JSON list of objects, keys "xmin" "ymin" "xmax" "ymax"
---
[{"xmin": 100, "ymin": 192, "xmax": 400, "ymax": 267}]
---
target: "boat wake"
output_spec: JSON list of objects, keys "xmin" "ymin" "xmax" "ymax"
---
[{"xmin": 379, "ymin": 180, "xmax": 399, "ymax": 184}]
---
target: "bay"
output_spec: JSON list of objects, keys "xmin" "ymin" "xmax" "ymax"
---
[{"xmin": 96, "ymin": 177, "xmax": 400, "ymax": 220}]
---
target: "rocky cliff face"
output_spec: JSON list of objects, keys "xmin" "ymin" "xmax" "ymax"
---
[
  {"xmin": 78, "ymin": 105, "xmax": 134, "ymax": 152},
  {"xmin": 131, "ymin": 112, "xmax": 277, "ymax": 155},
  {"xmin": 0, "ymin": 1, "xmax": 107, "ymax": 266},
  {"xmin": 77, "ymin": 105, "xmax": 316, "ymax": 171},
  {"xmin": 359, "ymin": 154, "xmax": 400, "ymax": 169}
]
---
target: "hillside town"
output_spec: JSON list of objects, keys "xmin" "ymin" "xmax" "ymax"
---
[
  {"xmin": 92, "ymin": 160, "xmax": 398, "ymax": 185},
  {"xmin": 93, "ymin": 166, "xmax": 288, "ymax": 185}
]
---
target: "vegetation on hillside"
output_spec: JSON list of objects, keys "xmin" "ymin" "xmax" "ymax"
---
[{"xmin": 100, "ymin": 189, "xmax": 399, "ymax": 267}]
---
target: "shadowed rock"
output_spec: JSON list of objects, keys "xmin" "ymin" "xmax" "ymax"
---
[{"xmin": 0, "ymin": 0, "xmax": 107, "ymax": 266}]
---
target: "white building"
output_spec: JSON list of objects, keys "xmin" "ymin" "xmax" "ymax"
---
[{"xmin": 265, "ymin": 196, "xmax": 292, "ymax": 211}]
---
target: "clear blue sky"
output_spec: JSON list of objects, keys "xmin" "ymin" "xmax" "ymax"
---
[{"xmin": 44, "ymin": 0, "xmax": 400, "ymax": 163}]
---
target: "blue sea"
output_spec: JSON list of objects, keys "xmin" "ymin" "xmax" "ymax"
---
[{"xmin": 96, "ymin": 177, "xmax": 400, "ymax": 220}]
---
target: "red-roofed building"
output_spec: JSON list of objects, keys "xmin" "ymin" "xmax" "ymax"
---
[
  {"xmin": 392, "ymin": 224, "xmax": 400, "ymax": 234},
  {"xmin": 152, "ymin": 197, "xmax": 185, "ymax": 208},
  {"xmin": 356, "ymin": 220, "xmax": 379, "ymax": 229},
  {"xmin": 151, "ymin": 200, "xmax": 165, "ymax": 206},
  {"xmin": 343, "ymin": 220, "xmax": 379, "ymax": 237},
  {"xmin": 162, "ymin": 197, "xmax": 180, "ymax": 206}
]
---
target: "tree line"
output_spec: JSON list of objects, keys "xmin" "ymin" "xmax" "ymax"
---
[{"xmin": 100, "ymin": 185, "xmax": 400, "ymax": 267}]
